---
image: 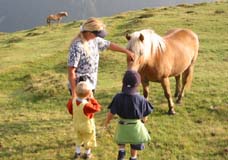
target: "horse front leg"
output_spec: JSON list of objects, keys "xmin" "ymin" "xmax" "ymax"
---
[
  {"xmin": 161, "ymin": 78, "xmax": 175, "ymax": 115},
  {"xmin": 142, "ymin": 80, "xmax": 149, "ymax": 100}
]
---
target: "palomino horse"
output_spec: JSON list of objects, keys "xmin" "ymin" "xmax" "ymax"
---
[
  {"xmin": 126, "ymin": 29, "xmax": 199, "ymax": 114},
  {"xmin": 46, "ymin": 11, "xmax": 68, "ymax": 26}
]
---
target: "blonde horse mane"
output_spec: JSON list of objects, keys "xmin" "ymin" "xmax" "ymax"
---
[
  {"xmin": 149, "ymin": 30, "xmax": 166, "ymax": 55},
  {"xmin": 139, "ymin": 29, "xmax": 166, "ymax": 60}
]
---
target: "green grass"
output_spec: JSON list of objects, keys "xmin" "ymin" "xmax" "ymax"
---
[{"xmin": 0, "ymin": 1, "xmax": 228, "ymax": 160}]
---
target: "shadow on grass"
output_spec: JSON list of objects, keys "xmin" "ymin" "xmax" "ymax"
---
[
  {"xmin": 0, "ymin": 118, "xmax": 67, "ymax": 138},
  {"xmin": 0, "ymin": 139, "xmax": 74, "ymax": 160},
  {"xmin": 0, "ymin": 118, "xmax": 73, "ymax": 159}
]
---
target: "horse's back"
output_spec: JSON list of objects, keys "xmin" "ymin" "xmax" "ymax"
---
[
  {"xmin": 165, "ymin": 29, "xmax": 198, "ymax": 43},
  {"xmin": 47, "ymin": 14, "xmax": 57, "ymax": 20},
  {"xmin": 164, "ymin": 29, "xmax": 199, "ymax": 58},
  {"xmin": 162, "ymin": 29, "xmax": 199, "ymax": 76}
]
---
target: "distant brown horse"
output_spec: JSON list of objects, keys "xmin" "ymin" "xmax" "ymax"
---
[
  {"xmin": 126, "ymin": 29, "xmax": 199, "ymax": 114},
  {"xmin": 46, "ymin": 11, "xmax": 68, "ymax": 26}
]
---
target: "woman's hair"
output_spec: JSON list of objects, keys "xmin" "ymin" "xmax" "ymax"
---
[
  {"xmin": 70, "ymin": 17, "xmax": 106, "ymax": 55},
  {"xmin": 76, "ymin": 81, "xmax": 91, "ymax": 98},
  {"xmin": 81, "ymin": 17, "xmax": 105, "ymax": 32}
]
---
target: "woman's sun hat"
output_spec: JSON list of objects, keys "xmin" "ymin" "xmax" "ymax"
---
[{"xmin": 80, "ymin": 17, "xmax": 107, "ymax": 38}]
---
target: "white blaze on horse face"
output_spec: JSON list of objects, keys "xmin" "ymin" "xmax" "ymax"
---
[
  {"xmin": 126, "ymin": 31, "xmax": 152, "ymax": 70},
  {"xmin": 127, "ymin": 32, "xmax": 146, "ymax": 56},
  {"xmin": 126, "ymin": 39, "xmax": 142, "ymax": 70}
]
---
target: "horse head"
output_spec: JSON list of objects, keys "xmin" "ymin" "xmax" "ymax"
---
[
  {"xmin": 126, "ymin": 30, "xmax": 153, "ymax": 71},
  {"xmin": 126, "ymin": 29, "xmax": 166, "ymax": 71},
  {"xmin": 59, "ymin": 11, "xmax": 68, "ymax": 17}
]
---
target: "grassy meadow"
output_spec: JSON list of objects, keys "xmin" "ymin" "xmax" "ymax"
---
[{"xmin": 0, "ymin": 1, "xmax": 227, "ymax": 160}]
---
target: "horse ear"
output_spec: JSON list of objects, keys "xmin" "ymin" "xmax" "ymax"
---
[
  {"xmin": 139, "ymin": 34, "xmax": 144, "ymax": 42},
  {"xmin": 126, "ymin": 34, "xmax": 131, "ymax": 41}
]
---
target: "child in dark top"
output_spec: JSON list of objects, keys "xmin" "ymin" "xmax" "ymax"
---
[{"xmin": 104, "ymin": 70, "xmax": 154, "ymax": 160}]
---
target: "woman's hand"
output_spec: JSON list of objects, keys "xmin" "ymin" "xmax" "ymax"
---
[
  {"xmin": 108, "ymin": 42, "xmax": 135, "ymax": 61},
  {"xmin": 127, "ymin": 50, "xmax": 135, "ymax": 62}
]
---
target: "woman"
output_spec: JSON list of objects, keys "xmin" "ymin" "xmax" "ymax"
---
[{"xmin": 68, "ymin": 17, "xmax": 134, "ymax": 98}]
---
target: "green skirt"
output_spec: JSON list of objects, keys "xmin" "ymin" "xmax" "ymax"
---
[{"xmin": 114, "ymin": 119, "xmax": 151, "ymax": 144}]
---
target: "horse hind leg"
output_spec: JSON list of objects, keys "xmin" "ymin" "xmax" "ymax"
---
[
  {"xmin": 176, "ymin": 65, "xmax": 194, "ymax": 104},
  {"xmin": 174, "ymin": 75, "xmax": 181, "ymax": 98},
  {"xmin": 161, "ymin": 78, "xmax": 175, "ymax": 115}
]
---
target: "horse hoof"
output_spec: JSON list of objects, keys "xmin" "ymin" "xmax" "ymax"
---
[
  {"xmin": 168, "ymin": 109, "xmax": 176, "ymax": 115},
  {"xmin": 176, "ymin": 99, "xmax": 182, "ymax": 104},
  {"xmin": 174, "ymin": 93, "xmax": 179, "ymax": 98}
]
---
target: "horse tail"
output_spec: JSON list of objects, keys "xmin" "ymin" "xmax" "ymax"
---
[
  {"xmin": 184, "ymin": 31, "xmax": 199, "ymax": 90},
  {"xmin": 184, "ymin": 67, "xmax": 193, "ymax": 91},
  {"xmin": 191, "ymin": 32, "xmax": 199, "ymax": 65}
]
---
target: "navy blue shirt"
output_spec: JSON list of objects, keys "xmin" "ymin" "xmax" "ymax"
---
[{"xmin": 108, "ymin": 92, "xmax": 154, "ymax": 119}]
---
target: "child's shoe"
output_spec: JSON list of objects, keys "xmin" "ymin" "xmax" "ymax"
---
[
  {"xmin": 73, "ymin": 153, "xmax": 81, "ymax": 159},
  {"xmin": 117, "ymin": 150, "xmax": 126, "ymax": 160},
  {"xmin": 81, "ymin": 153, "xmax": 92, "ymax": 159},
  {"xmin": 129, "ymin": 158, "xmax": 137, "ymax": 160}
]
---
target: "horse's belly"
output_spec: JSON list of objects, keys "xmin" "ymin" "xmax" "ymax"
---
[
  {"xmin": 140, "ymin": 61, "xmax": 190, "ymax": 82},
  {"xmin": 172, "ymin": 57, "xmax": 192, "ymax": 75},
  {"xmin": 139, "ymin": 68, "xmax": 163, "ymax": 82}
]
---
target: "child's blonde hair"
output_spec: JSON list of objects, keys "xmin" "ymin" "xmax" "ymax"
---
[
  {"xmin": 76, "ymin": 81, "xmax": 91, "ymax": 98},
  {"xmin": 71, "ymin": 17, "xmax": 106, "ymax": 56}
]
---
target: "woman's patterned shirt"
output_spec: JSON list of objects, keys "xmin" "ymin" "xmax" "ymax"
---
[{"xmin": 68, "ymin": 37, "xmax": 110, "ymax": 89}]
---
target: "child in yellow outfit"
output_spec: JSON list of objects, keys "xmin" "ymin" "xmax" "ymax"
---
[{"xmin": 67, "ymin": 81, "xmax": 101, "ymax": 159}]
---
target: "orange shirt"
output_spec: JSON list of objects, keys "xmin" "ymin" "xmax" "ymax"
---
[{"xmin": 67, "ymin": 98, "xmax": 101, "ymax": 119}]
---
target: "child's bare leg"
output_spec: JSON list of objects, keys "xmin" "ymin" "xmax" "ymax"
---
[
  {"xmin": 130, "ymin": 144, "xmax": 144, "ymax": 160},
  {"xmin": 130, "ymin": 148, "xmax": 137, "ymax": 159}
]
